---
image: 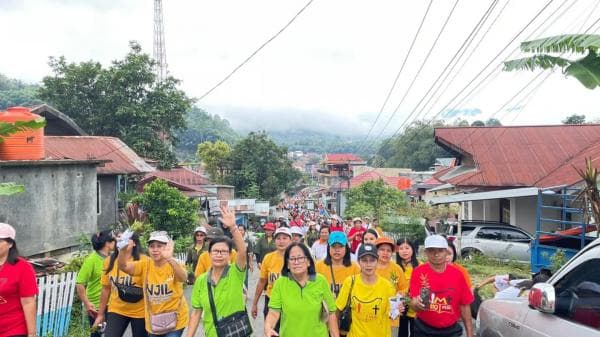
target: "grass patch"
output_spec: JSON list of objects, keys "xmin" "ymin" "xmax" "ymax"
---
[{"xmin": 460, "ymin": 254, "xmax": 531, "ymax": 299}]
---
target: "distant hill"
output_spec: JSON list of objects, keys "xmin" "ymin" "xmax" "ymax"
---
[{"xmin": 265, "ymin": 129, "xmax": 374, "ymax": 156}]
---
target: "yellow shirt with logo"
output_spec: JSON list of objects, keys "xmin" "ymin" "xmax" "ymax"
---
[
  {"xmin": 194, "ymin": 249, "xmax": 238, "ymax": 277},
  {"xmin": 335, "ymin": 275, "xmax": 396, "ymax": 337},
  {"xmin": 376, "ymin": 261, "xmax": 408, "ymax": 327},
  {"xmin": 101, "ymin": 255, "xmax": 148, "ymax": 318},
  {"xmin": 259, "ymin": 251, "xmax": 284, "ymax": 297},
  {"xmin": 315, "ymin": 260, "xmax": 360, "ymax": 297},
  {"xmin": 132, "ymin": 258, "xmax": 189, "ymax": 332}
]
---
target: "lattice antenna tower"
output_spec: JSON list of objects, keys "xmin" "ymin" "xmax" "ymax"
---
[{"xmin": 153, "ymin": 0, "xmax": 167, "ymax": 82}]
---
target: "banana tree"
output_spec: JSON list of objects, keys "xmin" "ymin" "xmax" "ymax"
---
[
  {"xmin": 504, "ymin": 34, "xmax": 600, "ymax": 89},
  {"xmin": 0, "ymin": 118, "xmax": 46, "ymax": 196},
  {"xmin": 573, "ymin": 158, "xmax": 600, "ymax": 237}
]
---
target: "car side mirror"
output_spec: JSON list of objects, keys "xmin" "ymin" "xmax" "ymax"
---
[{"xmin": 528, "ymin": 283, "xmax": 556, "ymax": 313}]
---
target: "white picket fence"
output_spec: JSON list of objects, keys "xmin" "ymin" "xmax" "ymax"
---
[
  {"xmin": 175, "ymin": 252, "xmax": 188, "ymax": 264},
  {"xmin": 36, "ymin": 272, "xmax": 77, "ymax": 337}
]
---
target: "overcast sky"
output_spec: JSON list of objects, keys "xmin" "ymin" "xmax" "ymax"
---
[{"xmin": 1, "ymin": 0, "xmax": 599, "ymax": 137}]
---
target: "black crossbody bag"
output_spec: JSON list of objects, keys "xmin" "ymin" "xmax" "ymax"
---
[
  {"xmin": 338, "ymin": 275, "xmax": 355, "ymax": 335},
  {"xmin": 114, "ymin": 268, "xmax": 143, "ymax": 303},
  {"xmin": 207, "ymin": 277, "xmax": 253, "ymax": 337}
]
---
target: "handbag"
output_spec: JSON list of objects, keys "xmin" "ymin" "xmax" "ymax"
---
[
  {"xmin": 338, "ymin": 276, "xmax": 355, "ymax": 335},
  {"xmin": 113, "ymin": 268, "xmax": 143, "ymax": 303},
  {"xmin": 207, "ymin": 277, "xmax": 253, "ymax": 337},
  {"xmin": 145, "ymin": 267, "xmax": 180, "ymax": 335}
]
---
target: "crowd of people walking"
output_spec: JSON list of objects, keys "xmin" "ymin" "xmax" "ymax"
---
[{"xmin": 0, "ymin": 200, "xmax": 483, "ymax": 337}]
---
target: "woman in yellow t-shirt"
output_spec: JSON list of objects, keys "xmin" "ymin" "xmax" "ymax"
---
[
  {"xmin": 315, "ymin": 231, "xmax": 360, "ymax": 298},
  {"xmin": 375, "ymin": 237, "xmax": 409, "ymax": 336},
  {"xmin": 395, "ymin": 237, "xmax": 420, "ymax": 337},
  {"xmin": 93, "ymin": 232, "xmax": 148, "ymax": 337},
  {"xmin": 119, "ymin": 231, "xmax": 189, "ymax": 337}
]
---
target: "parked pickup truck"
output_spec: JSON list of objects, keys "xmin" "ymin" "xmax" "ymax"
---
[{"xmin": 477, "ymin": 236, "xmax": 600, "ymax": 336}]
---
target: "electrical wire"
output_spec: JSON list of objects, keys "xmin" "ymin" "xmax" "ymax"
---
[
  {"xmin": 355, "ymin": 0, "xmax": 434, "ymax": 152},
  {"xmin": 197, "ymin": 0, "xmax": 315, "ymax": 101},
  {"xmin": 358, "ymin": 0, "xmax": 461, "ymax": 153}
]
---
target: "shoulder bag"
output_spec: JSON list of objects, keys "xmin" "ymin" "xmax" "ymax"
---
[
  {"xmin": 113, "ymin": 268, "xmax": 143, "ymax": 303},
  {"xmin": 339, "ymin": 275, "xmax": 355, "ymax": 335},
  {"xmin": 207, "ymin": 276, "xmax": 253, "ymax": 337},
  {"xmin": 145, "ymin": 264, "xmax": 180, "ymax": 334}
]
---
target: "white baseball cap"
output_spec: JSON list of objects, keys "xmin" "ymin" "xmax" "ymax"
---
[
  {"xmin": 0, "ymin": 223, "xmax": 16, "ymax": 240},
  {"xmin": 147, "ymin": 231, "xmax": 170, "ymax": 244},
  {"xmin": 274, "ymin": 227, "xmax": 292, "ymax": 238},
  {"xmin": 290, "ymin": 226, "xmax": 304, "ymax": 238},
  {"xmin": 194, "ymin": 226, "xmax": 207, "ymax": 234},
  {"xmin": 424, "ymin": 235, "xmax": 448, "ymax": 249}
]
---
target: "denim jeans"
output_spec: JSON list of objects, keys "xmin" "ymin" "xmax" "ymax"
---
[{"xmin": 148, "ymin": 328, "xmax": 184, "ymax": 337}]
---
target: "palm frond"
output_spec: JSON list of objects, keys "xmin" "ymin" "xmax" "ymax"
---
[
  {"xmin": 503, "ymin": 55, "xmax": 571, "ymax": 72},
  {"xmin": 520, "ymin": 34, "xmax": 600, "ymax": 54},
  {"xmin": 564, "ymin": 51, "xmax": 600, "ymax": 89},
  {"xmin": 0, "ymin": 182, "xmax": 25, "ymax": 196}
]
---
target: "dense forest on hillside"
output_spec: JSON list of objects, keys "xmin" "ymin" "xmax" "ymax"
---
[{"xmin": 0, "ymin": 74, "xmax": 42, "ymax": 109}]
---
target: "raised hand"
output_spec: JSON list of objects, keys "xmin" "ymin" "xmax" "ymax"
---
[
  {"xmin": 219, "ymin": 206, "xmax": 236, "ymax": 230},
  {"xmin": 162, "ymin": 240, "xmax": 174, "ymax": 260}
]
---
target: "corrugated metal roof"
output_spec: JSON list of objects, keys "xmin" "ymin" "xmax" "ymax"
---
[
  {"xmin": 323, "ymin": 153, "xmax": 365, "ymax": 164},
  {"xmin": 345, "ymin": 170, "xmax": 409, "ymax": 190},
  {"xmin": 144, "ymin": 167, "xmax": 212, "ymax": 186},
  {"xmin": 137, "ymin": 176, "xmax": 215, "ymax": 197},
  {"xmin": 434, "ymin": 125, "xmax": 600, "ymax": 188},
  {"xmin": 45, "ymin": 136, "xmax": 155, "ymax": 175}
]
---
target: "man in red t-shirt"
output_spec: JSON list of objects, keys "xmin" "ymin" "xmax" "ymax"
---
[
  {"xmin": 347, "ymin": 217, "xmax": 365, "ymax": 254},
  {"xmin": 409, "ymin": 235, "xmax": 474, "ymax": 337}
]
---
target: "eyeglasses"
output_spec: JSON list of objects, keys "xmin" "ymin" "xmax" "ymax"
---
[
  {"xmin": 288, "ymin": 256, "xmax": 308, "ymax": 264},
  {"xmin": 210, "ymin": 249, "xmax": 230, "ymax": 256}
]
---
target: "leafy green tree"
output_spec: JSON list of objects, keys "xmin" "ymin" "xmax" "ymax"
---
[
  {"xmin": 38, "ymin": 41, "xmax": 193, "ymax": 168},
  {"xmin": 227, "ymin": 131, "xmax": 301, "ymax": 203},
  {"xmin": 504, "ymin": 34, "xmax": 600, "ymax": 89},
  {"xmin": 344, "ymin": 179, "xmax": 407, "ymax": 221},
  {"xmin": 471, "ymin": 120, "xmax": 485, "ymax": 127},
  {"xmin": 376, "ymin": 120, "xmax": 451, "ymax": 171},
  {"xmin": 562, "ymin": 114, "xmax": 586, "ymax": 124},
  {"xmin": 196, "ymin": 140, "xmax": 231, "ymax": 184},
  {"xmin": 176, "ymin": 107, "xmax": 239, "ymax": 159},
  {"xmin": 453, "ymin": 118, "xmax": 471, "ymax": 126},
  {"xmin": 0, "ymin": 74, "xmax": 42, "ymax": 110},
  {"xmin": 134, "ymin": 179, "xmax": 199, "ymax": 239}
]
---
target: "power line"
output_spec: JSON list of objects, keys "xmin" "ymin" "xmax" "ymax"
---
[
  {"xmin": 197, "ymin": 0, "xmax": 315, "ymax": 101},
  {"xmin": 382, "ymin": 0, "xmax": 501, "ymax": 144},
  {"xmin": 356, "ymin": 0, "xmax": 434, "ymax": 152},
  {"xmin": 365, "ymin": 0, "xmax": 558, "ymax": 161},
  {"xmin": 359, "ymin": 0, "xmax": 461, "ymax": 153}
]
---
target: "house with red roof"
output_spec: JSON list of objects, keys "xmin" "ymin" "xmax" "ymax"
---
[
  {"xmin": 137, "ymin": 166, "xmax": 234, "ymax": 200},
  {"xmin": 317, "ymin": 153, "xmax": 366, "ymax": 187},
  {"xmin": 46, "ymin": 136, "xmax": 155, "ymax": 228},
  {"xmin": 430, "ymin": 124, "xmax": 600, "ymax": 235}
]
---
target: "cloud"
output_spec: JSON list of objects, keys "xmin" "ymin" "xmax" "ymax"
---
[
  {"xmin": 442, "ymin": 108, "xmax": 482, "ymax": 119},
  {"xmin": 201, "ymin": 104, "xmax": 369, "ymax": 135}
]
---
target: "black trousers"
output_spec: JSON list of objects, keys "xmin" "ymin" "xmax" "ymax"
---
[
  {"xmin": 399, "ymin": 315, "xmax": 415, "ymax": 337},
  {"xmin": 104, "ymin": 312, "xmax": 147, "ymax": 337},
  {"xmin": 413, "ymin": 319, "xmax": 462, "ymax": 337},
  {"xmin": 263, "ymin": 296, "xmax": 281, "ymax": 332}
]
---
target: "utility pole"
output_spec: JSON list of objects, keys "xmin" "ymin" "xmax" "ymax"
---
[{"xmin": 153, "ymin": 0, "xmax": 167, "ymax": 82}]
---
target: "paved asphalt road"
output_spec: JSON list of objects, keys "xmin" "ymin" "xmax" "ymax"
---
[{"xmin": 124, "ymin": 264, "xmax": 265, "ymax": 337}]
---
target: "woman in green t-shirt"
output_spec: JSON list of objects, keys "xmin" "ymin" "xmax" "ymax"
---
[{"xmin": 265, "ymin": 242, "xmax": 340, "ymax": 337}]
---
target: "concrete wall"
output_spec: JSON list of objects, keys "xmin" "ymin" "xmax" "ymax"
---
[
  {"xmin": 0, "ymin": 161, "xmax": 98, "ymax": 256},
  {"xmin": 97, "ymin": 175, "xmax": 118, "ymax": 229}
]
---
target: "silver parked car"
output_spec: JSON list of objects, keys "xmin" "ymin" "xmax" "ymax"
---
[
  {"xmin": 477, "ymin": 237, "xmax": 600, "ymax": 336},
  {"xmin": 447, "ymin": 221, "xmax": 533, "ymax": 263}
]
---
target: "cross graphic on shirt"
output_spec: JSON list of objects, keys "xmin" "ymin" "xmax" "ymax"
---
[{"xmin": 372, "ymin": 304, "xmax": 380, "ymax": 316}]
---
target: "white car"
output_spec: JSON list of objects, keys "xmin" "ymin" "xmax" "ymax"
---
[{"xmin": 477, "ymin": 237, "xmax": 600, "ymax": 336}]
